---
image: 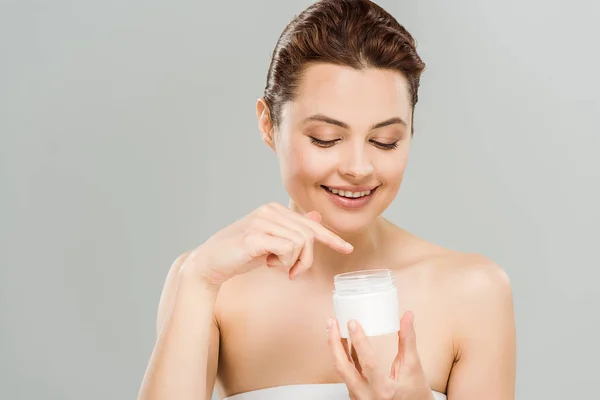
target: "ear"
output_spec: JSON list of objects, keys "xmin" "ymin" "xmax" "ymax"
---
[{"xmin": 256, "ymin": 98, "xmax": 276, "ymax": 152}]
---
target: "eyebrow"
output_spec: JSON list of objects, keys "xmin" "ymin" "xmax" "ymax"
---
[{"xmin": 301, "ymin": 114, "xmax": 407, "ymax": 131}]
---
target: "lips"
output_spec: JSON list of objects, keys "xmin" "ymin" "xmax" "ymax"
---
[
  {"xmin": 321, "ymin": 185, "xmax": 379, "ymax": 210},
  {"xmin": 321, "ymin": 185, "xmax": 376, "ymax": 199}
]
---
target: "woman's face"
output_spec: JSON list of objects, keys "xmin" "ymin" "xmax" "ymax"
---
[{"xmin": 259, "ymin": 62, "xmax": 413, "ymax": 235}]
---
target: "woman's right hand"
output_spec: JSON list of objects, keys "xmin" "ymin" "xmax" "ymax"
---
[{"xmin": 178, "ymin": 202, "xmax": 354, "ymax": 290}]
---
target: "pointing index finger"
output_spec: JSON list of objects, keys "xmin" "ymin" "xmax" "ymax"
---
[
  {"xmin": 271, "ymin": 204, "xmax": 353, "ymax": 253},
  {"xmin": 307, "ymin": 219, "xmax": 353, "ymax": 254}
]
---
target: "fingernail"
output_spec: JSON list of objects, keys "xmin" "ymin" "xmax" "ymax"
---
[
  {"xmin": 348, "ymin": 320, "xmax": 357, "ymax": 332},
  {"xmin": 326, "ymin": 317, "xmax": 333, "ymax": 331},
  {"xmin": 408, "ymin": 311, "xmax": 414, "ymax": 324},
  {"xmin": 343, "ymin": 242, "xmax": 354, "ymax": 251}
]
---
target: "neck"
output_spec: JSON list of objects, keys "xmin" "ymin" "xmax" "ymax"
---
[{"xmin": 315, "ymin": 219, "xmax": 388, "ymax": 280}]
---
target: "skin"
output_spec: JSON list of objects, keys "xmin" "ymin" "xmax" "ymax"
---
[{"xmin": 137, "ymin": 63, "xmax": 516, "ymax": 400}]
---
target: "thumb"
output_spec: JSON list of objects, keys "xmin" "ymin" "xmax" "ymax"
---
[
  {"xmin": 398, "ymin": 311, "xmax": 419, "ymax": 363},
  {"xmin": 304, "ymin": 210, "xmax": 322, "ymax": 222}
]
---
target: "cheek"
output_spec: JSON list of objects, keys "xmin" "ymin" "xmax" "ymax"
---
[
  {"xmin": 279, "ymin": 139, "xmax": 332, "ymax": 184},
  {"xmin": 377, "ymin": 150, "xmax": 409, "ymax": 187}
]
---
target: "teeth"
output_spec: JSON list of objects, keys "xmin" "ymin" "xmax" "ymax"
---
[{"xmin": 326, "ymin": 187, "xmax": 372, "ymax": 198}]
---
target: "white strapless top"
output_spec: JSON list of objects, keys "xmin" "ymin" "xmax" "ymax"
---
[{"xmin": 222, "ymin": 383, "xmax": 446, "ymax": 399}]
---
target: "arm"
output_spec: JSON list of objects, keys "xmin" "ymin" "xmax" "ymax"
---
[
  {"xmin": 138, "ymin": 253, "xmax": 221, "ymax": 400},
  {"xmin": 446, "ymin": 260, "xmax": 517, "ymax": 399}
]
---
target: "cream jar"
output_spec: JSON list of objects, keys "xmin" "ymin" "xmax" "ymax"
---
[{"xmin": 333, "ymin": 269, "xmax": 400, "ymax": 338}]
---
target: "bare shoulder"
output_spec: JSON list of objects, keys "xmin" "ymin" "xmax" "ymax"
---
[
  {"xmin": 399, "ymin": 230, "xmax": 515, "ymax": 345},
  {"xmin": 391, "ymin": 225, "xmax": 514, "ymax": 325},
  {"xmin": 401, "ymin": 237, "xmax": 517, "ymax": 393},
  {"xmin": 436, "ymin": 250, "xmax": 512, "ymax": 300},
  {"xmin": 405, "ymin": 233, "xmax": 515, "ymax": 338},
  {"xmin": 437, "ymin": 254, "xmax": 511, "ymax": 312},
  {"xmin": 156, "ymin": 251, "xmax": 192, "ymax": 334},
  {"xmin": 437, "ymin": 251, "xmax": 515, "ymax": 338},
  {"xmin": 394, "ymin": 227, "xmax": 512, "ymax": 300}
]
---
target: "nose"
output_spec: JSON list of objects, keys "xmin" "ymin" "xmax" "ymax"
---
[{"xmin": 338, "ymin": 143, "xmax": 374, "ymax": 180}]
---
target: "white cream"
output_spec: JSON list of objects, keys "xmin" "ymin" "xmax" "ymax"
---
[{"xmin": 332, "ymin": 269, "xmax": 400, "ymax": 338}]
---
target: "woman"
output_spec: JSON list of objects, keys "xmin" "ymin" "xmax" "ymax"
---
[{"xmin": 138, "ymin": 1, "xmax": 516, "ymax": 399}]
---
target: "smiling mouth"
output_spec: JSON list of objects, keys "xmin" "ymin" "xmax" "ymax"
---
[{"xmin": 321, "ymin": 185, "xmax": 379, "ymax": 199}]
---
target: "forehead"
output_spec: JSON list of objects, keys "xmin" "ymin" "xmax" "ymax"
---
[{"xmin": 283, "ymin": 62, "xmax": 412, "ymax": 128}]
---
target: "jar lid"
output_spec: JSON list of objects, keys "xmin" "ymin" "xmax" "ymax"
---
[{"xmin": 333, "ymin": 269, "xmax": 395, "ymax": 294}]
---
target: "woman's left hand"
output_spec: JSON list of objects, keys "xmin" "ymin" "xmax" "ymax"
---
[{"xmin": 326, "ymin": 311, "xmax": 435, "ymax": 400}]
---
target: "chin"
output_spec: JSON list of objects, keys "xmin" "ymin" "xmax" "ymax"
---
[{"xmin": 319, "ymin": 212, "xmax": 377, "ymax": 237}]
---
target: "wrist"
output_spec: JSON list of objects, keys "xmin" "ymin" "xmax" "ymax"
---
[
  {"xmin": 178, "ymin": 265, "xmax": 223, "ymax": 294},
  {"xmin": 176, "ymin": 248, "xmax": 225, "ymax": 293},
  {"xmin": 177, "ymin": 262, "xmax": 220, "ymax": 296}
]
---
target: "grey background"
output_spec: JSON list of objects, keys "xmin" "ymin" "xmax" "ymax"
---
[{"xmin": 1, "ymin": 0, "xmax": 598, "ymax": 399}]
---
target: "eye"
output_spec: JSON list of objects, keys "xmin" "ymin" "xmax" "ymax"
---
[
  {"xmin": 309, "ymin": 136, "xmax": 340, "ymax": 148},
  {"xmin": 370, "ymin": 140, "xmax": 399, "ymax": 150}
]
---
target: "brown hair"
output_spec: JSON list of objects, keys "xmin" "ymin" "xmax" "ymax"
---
[{"xmin": 263, "ymin": 0, "xmax": 426, "ymax": 134}]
